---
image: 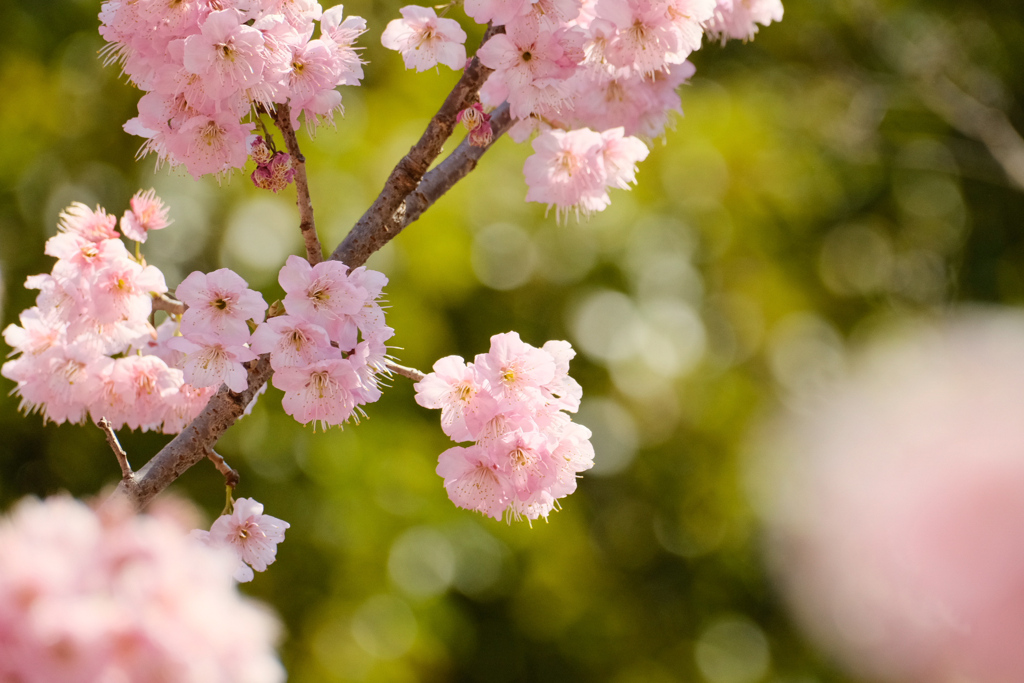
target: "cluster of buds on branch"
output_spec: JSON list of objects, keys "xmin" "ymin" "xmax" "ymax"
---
[{"xmin": 249, "ymin": 135, "xmax": 296, "ymax": 193}]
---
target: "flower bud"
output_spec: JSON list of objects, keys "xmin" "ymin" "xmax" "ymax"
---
[
  {"xmin": 249, "ymin": 135, "xmax": 274, "ymax": 166},
  {"xmin": 469, "ymin": 122, "xmax": 494, "ymax": 147},
  {"xmin": 457, "ymin": 103, "xmax": 487, "ymax": 132}
]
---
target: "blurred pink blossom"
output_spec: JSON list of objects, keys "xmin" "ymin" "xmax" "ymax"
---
[
  {"xmin": 752, "ymin": 310, "xmax": 1024, "ymax": 683},
  {"xmin": 0, "ymin": 496, "xmax": 284, "ymax": 683}
]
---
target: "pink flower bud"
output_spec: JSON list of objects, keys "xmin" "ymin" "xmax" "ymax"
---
[
  {"xmin": 457, "ymin": 103, "xmax": 487, "ymax": 132},
  {"xmin": 249, "ymin": 135, "xmax": 273, "ymax": 166},
  {"xmin": 469, "ymin": 121, "xmax": 494, "ymax": 147},
  {"xmin": 251, "ymin": 164, "xmax": 274, "ymax": 190}
]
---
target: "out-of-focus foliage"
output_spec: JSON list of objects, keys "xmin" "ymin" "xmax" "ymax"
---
[{"xmin": 1, "ymin": 0, "xmax": 1023, "ymax": 681}]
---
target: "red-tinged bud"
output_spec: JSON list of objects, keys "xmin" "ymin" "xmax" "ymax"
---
[
  {"xmin": 469, "ymin": 122, "xmax": 494, "ymax": 147},
  {"xmin": 457, "ymin": 103, "xmax": 487, "ymax": 132},
  {"xmin": 268, "ymin": 152, "xmax": 293, "ymax": 175},
  {"xmin": 249, "ymin": 135, "xmax": 273, "ymax": 165},
  {"xmin": 251, "ymin": 164, "xmax": 273, "ymax": 190}
]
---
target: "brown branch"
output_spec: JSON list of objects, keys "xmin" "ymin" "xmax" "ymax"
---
[
  {"xmin": 206, "ymin": 448, "xmax": 240, "ymax": 489},
  {"xmin": 385, "ymin": 361, "xmax": 428, "ymax": 383},
  {"xmin": 329, "ymin": 24, "xmax": 502, "ymax": 268},
  {"xmin": 98, "ymin": 417, "xmax": 136, "ymax": 488},
  {"xmin": 152, "ymin": 293, "xmax": 185, "ymax": 316},
  {"xmin": 113, "ymin": 356, "xmax": 272, "ymax": 510},
  {"xmin": 271, "ymin": 103, "xmax": 324, "ymax": 264},
  {"xmin": 404, "ymin": 103, "xmax": 513, "ymax": 226},
  {"xmin": 111, "ymin": 29, "xmax": 512, "ymax": 511}
]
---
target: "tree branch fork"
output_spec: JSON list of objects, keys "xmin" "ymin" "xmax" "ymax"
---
[{"xmin": 113, "ymin": 37, "xmax": 508, "ymax": 510}]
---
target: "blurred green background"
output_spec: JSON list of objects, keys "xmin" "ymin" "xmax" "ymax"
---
[{"xmin": 2, "ymin": 0, "xmax": 1023, "ymax": 681}]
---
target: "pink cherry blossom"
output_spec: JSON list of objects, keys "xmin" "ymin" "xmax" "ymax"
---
[
  {"xmin": 165, "ymin": 112, "xmax": 252, "ymax": 179},
  {"xmin": 285, "ymin": 39, "xmax": 344, "ymax": 129},
  {"xmin": 598, "ymin": 127, "xmax": 647, "ymax": 189},
  {"xmin": 436, "ymin": 444, "xmax": 515, "ymax": 520},
  {"xmin": 10, "ymin": 342, "xmax": 108, "ymax": 425},
  {"xmin": 567, "ymin": 61, "xmax": 694, "ymax": 138},
  {"xmin": 176, "ymin": 268, "xmax": 268, "ymax": 343},
  {"xmin": 320, "ymin": 5, "xmax": 367, "ymax": 85},
  {"xmin": 705, "ymin": 0, "xmax": 784, "ymax": 43},
  {"xmin": 476, "ymin": 331, "xmax": 557, "ymax": 407},
  {"xmin": 414, "ymin": 355, "xmax": 500, "ymax": 441},
  {"xmin": 167, "ymin": 333, "xmax": 257, "ymax": 393},
  {"xmin": 523, "ymin": 127, "xmax": 608, "ymax": 221},
  {"xmin": 3, "ymin": 307, "xmax": 64, "ymax": 358},
  {"xmin": 463, "ymin": 0, "xmax": 533, "ymax": 27},
  {"xmin": 55, "ymin": 202, "xmax": 119, "ymax": 241},
  {"xmin": 89, "ymin": 258, "xmax": 168, "ymax": 325},
  {"xmin": 489, "ymin": 428, "xmax": 558, "ymax": 497},
  {"xmin": 120, "ymin": 188, "xmax": 171, "ymax": 242},
  {"xmin": 273, "ymin": 357, "xmax": 364, "ymax": 430},
  {"xmin": 0, "ymin": 495, "xmax": 285, "ymax": 683},
  {"xmin": 381, "ymin": 5, "xmax": 468, "ymax": 72},
  {"xmin": 477, "ymin": 20, "xmax": 577, "ymax": 119},
  {"xmin": 757, "ymin": 312, "xmax": 1024, "ymax": 683},
  {"xmin": 45, "ymin": 233, "xmax": 130, "ymax": 279},
  {"xmin": 108, "ymin": 354, "xmax": 180, "ymax": 430},
  {"xmin": 278, "ymin": 254, "xmax": 365, "ymax": 344},
  {"xmin": 202, "ymin": 497, "xmax": 290, "ymax": 583},
  {"xmin": 249, "ymin": 315, "xmax": 339, "ymax": 370},
  {"xmin": 182, "ymin": 10, "xmax": 267, "ymax": 100},
  {"xmin": 541, "ymin": 339, "xmax": 583, "ymax": 411},
  {"xmin": 161, "ymin": 381, "xmax": 217, "ymax": 434},
  {"xmin": 417, "ymin": 333, "xmax": 593, "ymax": 521}
]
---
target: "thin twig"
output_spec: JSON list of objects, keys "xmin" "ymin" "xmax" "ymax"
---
[
  {"xmin": 98, "ymin": 417, "xmax": 135, "ymax": 484},
  {"xmin": 272, "ymin": 103, "xmax": 324, "ymax": 264},
  {"xmin": 206, "ymin": 448, "xmax": 240, "ymax": 489},
  {"xmin": 152, "ymin": 293, "xmax": 185, "ymax": 316},
  {"xmin": 385, "ymin": 361, "xmax": 427, "ymax": 382}
]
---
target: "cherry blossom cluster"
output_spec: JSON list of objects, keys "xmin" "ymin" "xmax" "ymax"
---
[
  {"xmin": 380, "ymin": 0, "xmax": 782, "ymax": 217},
  {"xmin": 524, "ymin": 126, "xmax": 649, "ymax": 221},
  {"xmin": 99, "ymin": 0, "xmax": 366, "ymax": 178},
  {"xmin": 166, "ymin": 268, "xmax": 268, "ymax": 394},
  {"xmin": 193, "ymin": 497, "xmax": 290, "ymax": 583},
  {"xmin": 1, "ymin": 196, "xmax": 217, "ymax": 433},
  {"xmin": 253, "ymin": 255, "xmax": 394, "ymax": 430},
  {"xmin": 414, "ymin": 332, "xmax": 594, "ymax": 521},
  {"xmin": 0, "ymin": 495, "xmax": 284, "ymax": 683}
]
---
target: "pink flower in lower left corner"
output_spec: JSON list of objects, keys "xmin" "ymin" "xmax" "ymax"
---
[{"xmin": 197, "ymin": 498, "xmax": 290, "ymax": 583}]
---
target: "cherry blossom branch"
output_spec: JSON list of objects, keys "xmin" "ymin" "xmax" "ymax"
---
[
  {"xmin": 403, "ymin": 102, "xmax": 513, "ymax": 226},
  {"xmin": 113, "ymin": 357, "xmax": 272, "ymax": 509},
  {"xmin": 114, "ymin": 30, "xmax": 507, "ymax": 511},
  {"xmin": 152, "ymin": 293, "xmax": 185, "ymax": 316},
  {"xmin": 206, "ymin": 448, "xmax": 240, "ymax": 489},
  {"xmin": 99, "ymin": 417, "xmax": 136, "ymax": 489},
  {"xmin": 329, "ymin": 25, "xmax": 502, "ymax": 267},
  {"xmin": 385, "ymin": 361, "xmax": 427, "ymax": 382},
  {"xmin": 271, "ymin": 103, "xmax": 324, "ymax": 264}
]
